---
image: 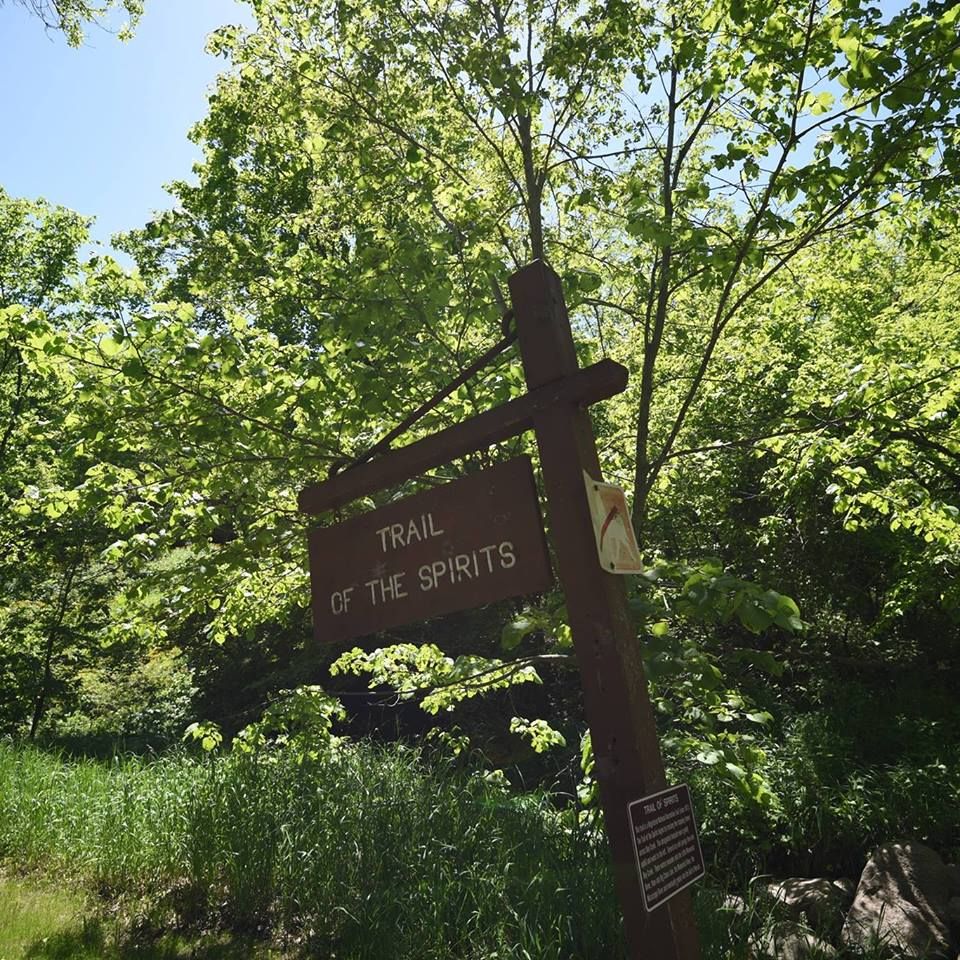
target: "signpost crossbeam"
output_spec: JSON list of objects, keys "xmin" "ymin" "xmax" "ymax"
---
[{"xmin": 298, "ymin": 357, "xmax": 627, "ymax": 515}]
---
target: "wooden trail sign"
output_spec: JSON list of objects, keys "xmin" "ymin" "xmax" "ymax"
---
[
  {"xmin": 308, "ymin": 457, "xmax": 552, "ymax": 644},
  {"xmin": 299, "ymin": 261, "xmax": 700, "ymax": 960}
]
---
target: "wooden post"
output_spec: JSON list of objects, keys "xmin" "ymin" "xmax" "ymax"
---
[{"xmin": 509, "ymin": 261, "xmax": 700, "ymax": 960}]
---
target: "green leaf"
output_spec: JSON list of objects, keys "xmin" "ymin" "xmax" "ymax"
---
[
  {"xmin": 737, "ymin": 600, "xmax": 774, "ymax": 634},
  {"xmin": 121, "ymin": 357, "xmax": 147, "ymax": 380},
  {"xmin": 99, "ymin": 336, "xmax": 124, "ymax": 357},
  {"xmin": 501, "ymin": 616, "xmax": 537, "ymax": 650},
  {"xmin": 579, "ymin": 271, "xmax": 602, "ymax": 293}
]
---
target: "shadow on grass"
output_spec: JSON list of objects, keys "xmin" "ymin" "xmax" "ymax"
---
[{"xmin": 22, "ymin": 917, "xmax": 285, "ymax": 960}]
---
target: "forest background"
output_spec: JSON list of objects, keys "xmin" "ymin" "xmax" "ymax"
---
[{"xmin": 1, "ymin": 0, "xmax": 959, "ymax": 955}]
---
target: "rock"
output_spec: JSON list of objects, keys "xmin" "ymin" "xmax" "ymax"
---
[
  {"xmin": 765, "ymin": 878, "xmax": 850, "ymax": 937},
  {"xmin": 766, "ymin": 880, "xmax": 808, "ymax": 921},
  {"xmin": 947, "ymin": 864, "xmax": 960, "ymax": 899},
  {"xmin": 832, "ymin": 877, "xmax": 856, "ymax": 903},
  {"xmin": 750, "ymin": 921, "xmax": 837, "ymax": 960},
  {"xmin": 841, "ymin": 841, "xmax": 953, "ymax": 958},
  {"xmin": 721, "ymin": 893, "xmax": 747, "ymax": 917}
]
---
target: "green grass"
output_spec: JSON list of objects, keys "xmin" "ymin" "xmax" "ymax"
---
[
  {"xmin": 5, "ymin": 732, "xmax": 950, "ymax": 959},
  {"xmin": 0, "ymin": 874, "xmax": 87, "ymax": 960},
  {"xmin": 0, "ymin": 874, "xmax": 285, "ymax": 960},
  {"xmin": 0, "ymin": 742, "xmax": 623, "ymax": 959}
]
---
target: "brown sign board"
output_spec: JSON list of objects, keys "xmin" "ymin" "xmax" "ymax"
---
[
  {"xmin": 628, "ymin": 784, "xmax": 705, "ymax": 911},
  {"xmin": 307, "ymin": 457, "xmax": 552, "ymax": 644}
]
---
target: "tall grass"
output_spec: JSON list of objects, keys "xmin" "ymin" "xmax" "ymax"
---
[{"xmin": 0, "ymin": 742, "xmax": 623, "ymax": 959}]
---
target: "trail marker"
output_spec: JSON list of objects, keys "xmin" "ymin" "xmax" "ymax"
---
[
  {"xmin": 299, "ymin": 261, "xmax": 701, "ymax": 960},
  {"xmin": 308, "ymin": 457, "xmax": 552, "ymax": 644},
  {"xmin": 585, "ymin": 473, "xmax": 644, "ymax": 574}
]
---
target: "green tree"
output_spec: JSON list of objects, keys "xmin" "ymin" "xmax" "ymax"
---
[
  {"xmin": 757, "ymin": 220, "xmax": 960, "ymax": 642},
  {"xmin": 14, "ymin": 0, "xmax": 931, "ymax": 760},
  {"xmin": 3, "ymin": 0, "xmax": 142, "ymax": 43},
  {"xmin": 7, "ymin": 0, "xmax": 960, "ymax": 777},
  {"xmin": 628, "ymin": 212, "xmax": 960, "ymax": 688},
  {"xmin": 0, "ymin": 189, "xmax": 111, "ymax": 736},
  {"xmin": 127, "ymin": 0, "xmax": 960, "ymax": 539}
]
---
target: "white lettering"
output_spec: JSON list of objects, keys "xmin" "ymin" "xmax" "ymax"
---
[
  {"xmin": 330, "ymin": 587, "xmax": 354, "ymax": 615},
  {"xmin": 376, "ymin": 514, "xmax": 446, "ymax": 554},
  {"xmin": 387, "ymin": 571, "xmax": 408, "ymax": 601},
  {"xmin": 364, "ymin": 573, "xmax": 408, "ymax": 605},
  {"xmin": 498, "ymin": 541, "xmax": 516, "ymax": 568}
]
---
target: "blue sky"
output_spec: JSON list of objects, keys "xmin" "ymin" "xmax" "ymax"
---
[{"xmin": 0, "ymin": 0, "xmax": 251, "ymax": 251}]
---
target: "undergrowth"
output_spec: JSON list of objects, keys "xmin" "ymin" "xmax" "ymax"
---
[{"xmin": 0, "ymin": 741, "xmax": 622, "ymax": 960}]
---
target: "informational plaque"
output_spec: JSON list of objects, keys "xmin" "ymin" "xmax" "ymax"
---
[
  {"xmin": 627, "ymin": 784, "xmax": 705, "ymax": 911},
  {"xmin": 308, "ymin": 457, "xmax": 553, "ymax": 644}
]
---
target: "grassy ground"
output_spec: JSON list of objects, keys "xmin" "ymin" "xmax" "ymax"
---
[
  {"xmin": 0, "ymin": 874, "xmax": 87, "ymax": 960},
  {"xmin": 2, "ymin": 740, "xmax": 949, "ymax": 959},
  {"xmin": 0, "ymin": 874, "xmax": 286, "ymax": 960},
  {"xmin": 0, "ymin": 742, "xmax": 623, "ymax": 959}
]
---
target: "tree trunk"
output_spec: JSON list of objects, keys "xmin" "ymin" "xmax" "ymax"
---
[
  {"xmin": 517, "ymin": 113, "xmax": 545, "ymax": 261},
  {"xmin": 28, "ymin": 561, "xmax": 76, "ymax": 740},
  {"xmin": 633, "ymin": 63, "xmax": 678, "ymax": 539}
]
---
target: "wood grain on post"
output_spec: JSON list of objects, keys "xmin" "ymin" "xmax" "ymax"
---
[{"xmin": 508, "ymin": 260, "xmax": 700, "ymax": 960}]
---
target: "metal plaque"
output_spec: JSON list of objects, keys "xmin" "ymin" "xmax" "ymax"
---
[
  {"xmin": 627, "ymin": 784, "xmax": 705, "ymax": 911},
  {"xmin": 308, "ymin": 457, "xmax": 552, "ymax": 644}
]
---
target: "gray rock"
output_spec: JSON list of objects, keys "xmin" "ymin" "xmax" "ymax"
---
[
  {"xmin": 766, "ymin": 880, "xmax": 808, "ymax": 921},
  {"xmin": 750, "ymin": 921, "xmax": 837, "ymax": 960},
  {"xmin": 841, "ymin": 841, "xmax": 953, "ymax": 958},
  {"xmin": 832, "ymin": 877, "xmax": 856, "ymax": 903},
  {"xmin": 721, "ymin": 893, "xmax": 747, "ymax": 917},
  {"xmin": 765, "ymin": 878, "xmax": 850, "ymax": 937}
]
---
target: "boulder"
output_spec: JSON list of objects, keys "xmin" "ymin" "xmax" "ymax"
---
[
  {"xmin": 841, "ymin": 841, "xmax": 953, "ymax": 958},
  {"xmin": 765, "ymin": 878, "xmax": 850, "ymax": 937},
  {"xmin": 833, "ymin": 877, "xmax": 856, "ymax": 902},
  {"xmin": 750, "ymin": 921, "xmax": 837, "ymax": 960}
]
